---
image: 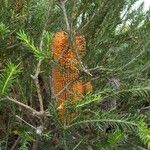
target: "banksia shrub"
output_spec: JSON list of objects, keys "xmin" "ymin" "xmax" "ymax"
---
[{"xmin": 52, "ymin": 31, "xmax": 92, "ymax": 124}]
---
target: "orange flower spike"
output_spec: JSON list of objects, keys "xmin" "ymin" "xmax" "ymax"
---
[
  {"xmin": 51, "ymin": 31, "xmax": 91, "ymax": 124},
  {"xmin": 52, "ymin": 67, "xmax": 66, "ymax": 107},
  {"xmin": 65, "ymin": 49, "xmax": 78, "ymax": 69},
  {"xmin": 51, "ymin": 31, "xmax": 68, "ymax": 61},
  {"xmin": 76, "ymin": 35, "xmax": 86, "ymax": 56}
]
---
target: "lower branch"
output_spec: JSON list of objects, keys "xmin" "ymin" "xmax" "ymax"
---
[
  {"xmin": 6, "ymin": 96, "xmax": 47, "ymax": 117},
  {"xmin": 31, "ymin": 60, "xmax": 44, "ymax": 112}
]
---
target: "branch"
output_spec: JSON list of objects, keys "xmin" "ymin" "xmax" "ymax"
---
[
  {"xmin": 10, "ymin": 137, "xmax": 20, "ymax": 150},
  {"xmin": 16, "ymin": 115, "xmax": 37, "ymax": 130},
  {"xmin": 59, "ymin": 0, "xmax": 70, "ymax": 32},
  {"xmin": 7, "ymin": 96, "xmax": 51, "ymax": 118},
  {"xmin": 31, "ymin": 1, "xmax": 53, "ymax": 112},
  {"xmin": 31, "ymin": 60, "xmax": 44, "ymax": 112},
  {"xmin": 6, "ymin": 96, "xmax": 41, "ymax": 116}
]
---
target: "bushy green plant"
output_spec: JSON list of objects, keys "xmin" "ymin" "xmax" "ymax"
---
[{"xmin": 0, "ymin": 0, "xmax": 149, "ymax": 149}]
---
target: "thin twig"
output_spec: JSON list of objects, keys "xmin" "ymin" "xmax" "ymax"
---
[
  {"xmin": 117, "ymin": 47, "xmax": 146, "ymax": 71},
  {"xmin": 6, "ymin": 96, "xmax": 40, "ymax": 116},
  {"xmin": 6, "ymin": 43, "xmax": 21, "ymax": 50},
  {"xmin": 10, "ymin": 137, "xmax": 20, "ymax": 150},
  {"xmin": 59, "ymin": 0, "xmax": 70, "ymax": 32},
  {"xmin": 88, "ymin": 66, "xmax": 115, "ymax": 73},
  {"xmin": 32, "ymin": 140, "xmax": 39, "ymax": 150},
  {"xmin": 6, "ymin": 96, "xmax": 50, "ymax": 117},
  {"xmin": 140, "ymin": 106, "xmax": 150, "ymax": 110},
  {"xmin": 72, "ymin": 138, "xmax": 84, "ymax": 150},
  {"xmin": 16, "ymin": 115, "xmax": 37, "ymax": 130},
  {"xmin": 31, "ymin": 61, "xmax": 44, "ymax": 112}
]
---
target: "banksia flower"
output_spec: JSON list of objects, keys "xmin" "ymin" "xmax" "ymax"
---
[
  {"xmin": 60, "ymin": 48, "xmax": 78, "ymax": 70},
  {"xmin": 75, "ymin": 35, "xmax": 86, "ymax": 56},
  {"xmin": 51, "ymin": 31, "xmax": 92, "ymax": 124},
  {"xmin": 52, "ymin": 67, "xmax": 66, "ymax": 107},
  {"xmin": 51, "ymin": 31, "xmax": 68, "ymax": 61}
]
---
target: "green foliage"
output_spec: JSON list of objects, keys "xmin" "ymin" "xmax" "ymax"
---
[
  {"xmin": 95, "ymin": 129, "xmax": 126, "ymax": 149},
  {"xmin": 107, "ymin": 130, "xmax": 126, "ymax": 148},
  {"xmin": 17, "ymin": 30, "xmax": 45, "ymax": 60},
  {"xmin": 17, "ymin": 30, "xmax": 52, "ymax": 60},
  {"xmin": 16, "ymin": 128, "xmax": 33, "ymax": 150},
  {"xmin": 0, "ymin": 0, "xmax": 149, "ymax": 149},
  {"xmin": 0, "ymin": 22, "xmax": 9, "ymax": 38},
  {"xmin": 67, "ymin": 113, "xmax": 140, "ymax": 130},
  {"xmin": 138, "ymin": 121, "xmax": 150, "ymax": 149},
  {"xmin": 0, "ymin": 62, "xmax": 21, "ymax": 96},
  {"xmin": 42, "ymin": 30, "xmax": 53, "ymax": 59},
  {"xmin": 74, "ymin": 93, "xmax": 102, "ymax": 109}
]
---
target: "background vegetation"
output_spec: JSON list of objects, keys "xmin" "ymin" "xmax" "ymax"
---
[{"xmin": 0, "ymin": 0, "xmax": 149, "ymax": 149}]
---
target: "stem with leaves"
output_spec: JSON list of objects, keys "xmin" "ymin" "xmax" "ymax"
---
[
  {"xmin": 59, "ymin": 0, "xmax": 92, "ymax": 76},
  {"xmin": 31, "ymin": 1, "xmax": 53, "ymax": 113}
]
